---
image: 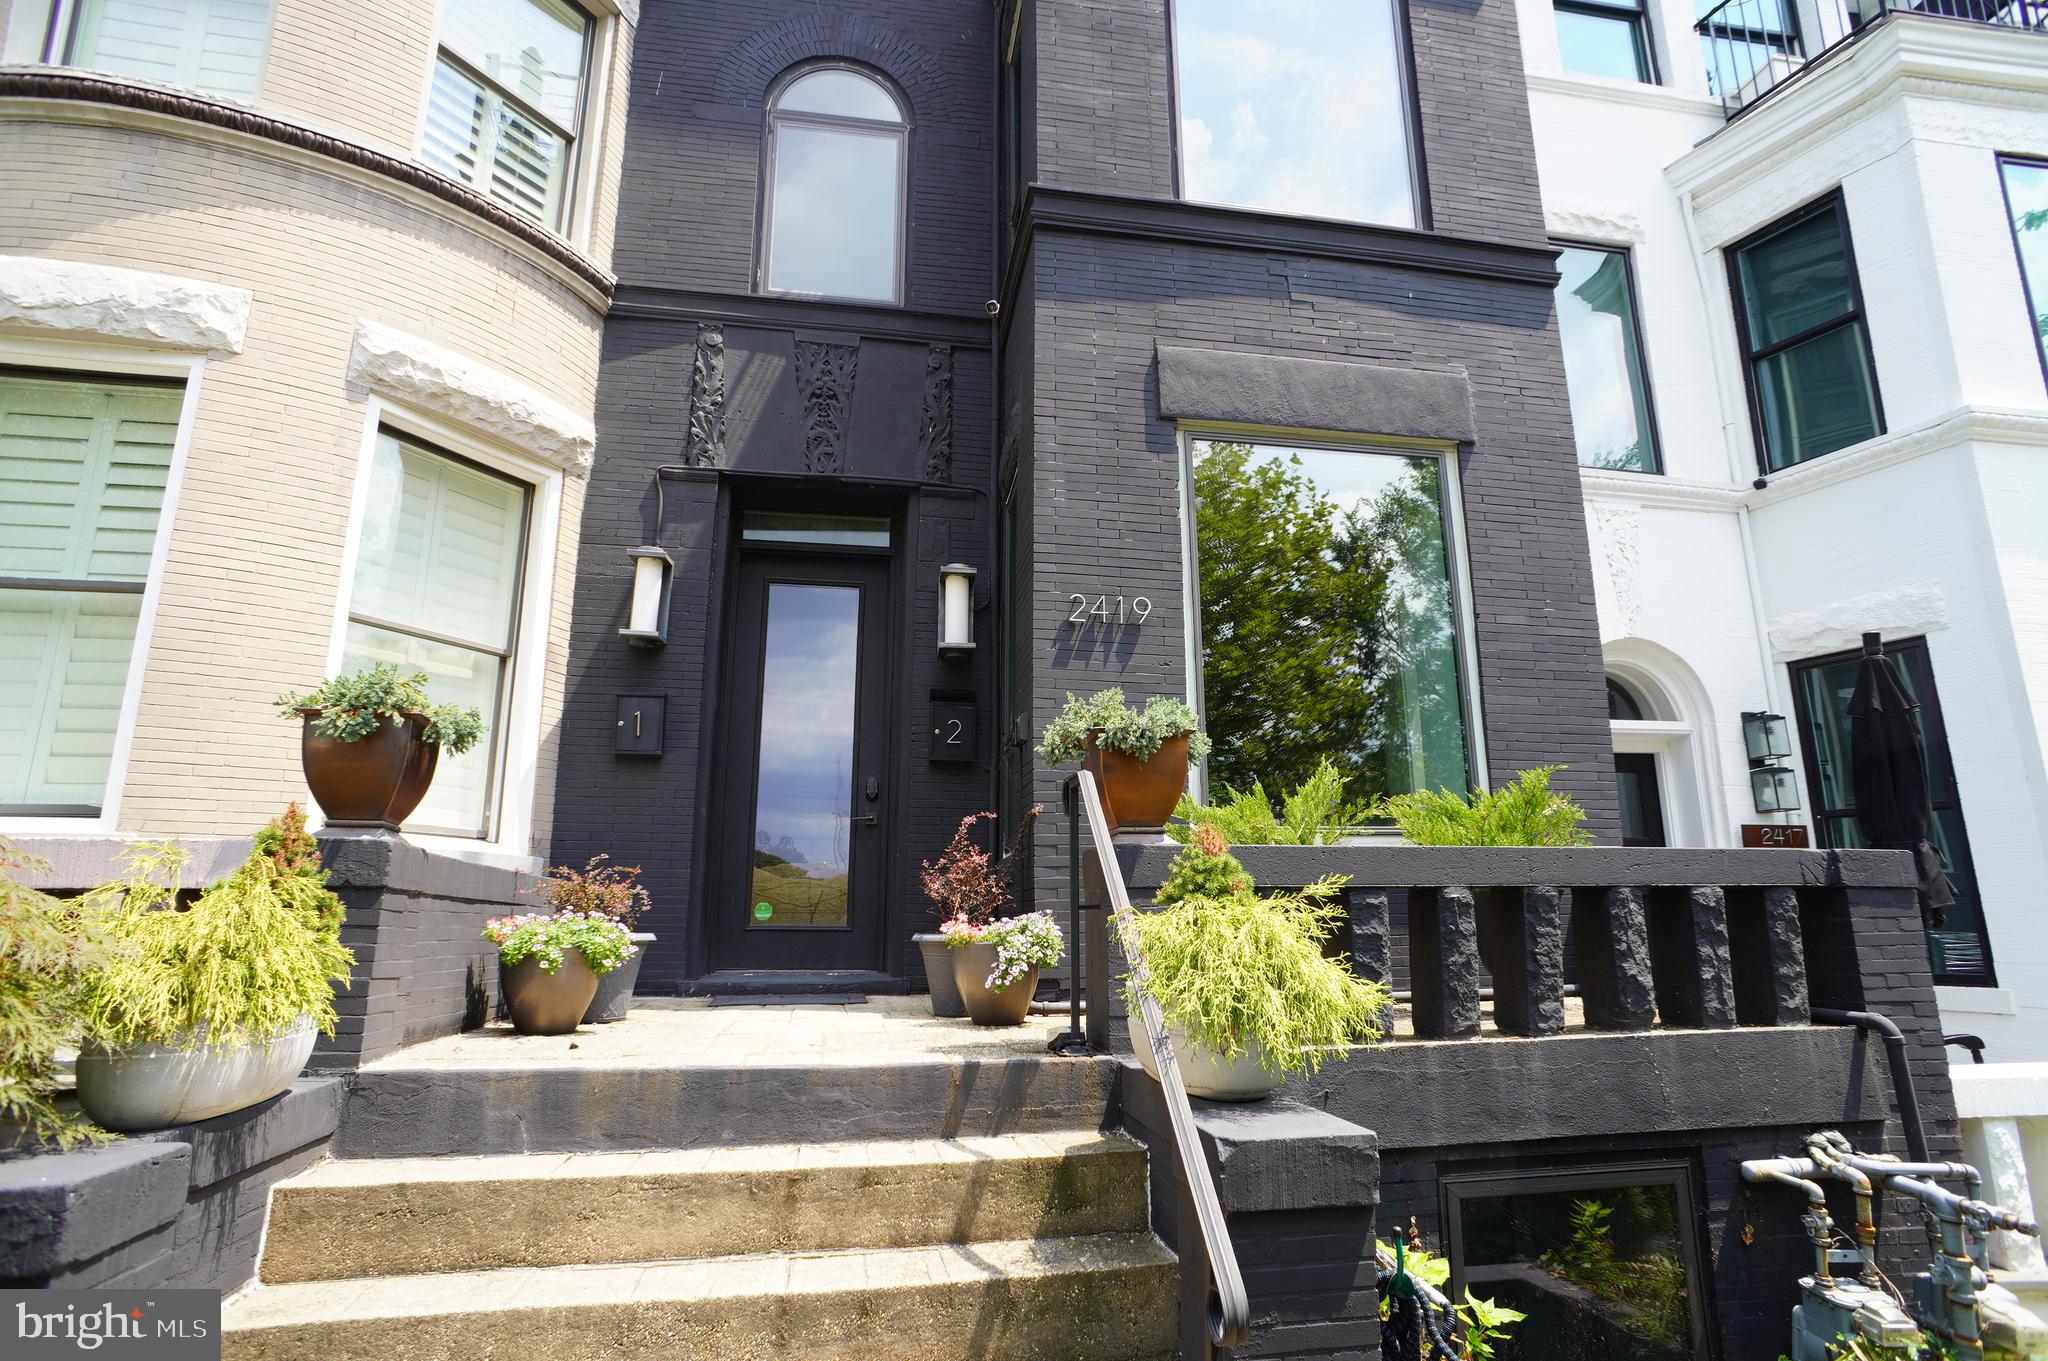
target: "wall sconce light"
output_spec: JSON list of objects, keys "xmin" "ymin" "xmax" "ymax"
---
[
  {"xmin": 1741, "ymin": 711, "xmax": 1793, "ymax": 763},
  {"xmin": 938, "ymin": 563, "xmax": 977, "ymax": 660},
  {"xmin": 1750, "ymin": 764, "xmax": 1800, "ymax": 814},
  {"xmin": 619, "ymin": 544, "xmax": 674, "ymax": 648}
]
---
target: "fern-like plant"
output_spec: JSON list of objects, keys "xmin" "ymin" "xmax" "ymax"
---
[
  {"xmin": 1373, "ymin": 766, "xmax": 1593, "ymax": 847},
  {"xmin": 0, "ymin": 842, "xmax": 116, "ymax": 1148},
  {"xmin": 1131, "ymin": 829, "xmax": 1388, "ymax": 1078},
  {"xmin": 1170, "ymin": 758, "xmax": 1372, "ymax": 845},
  {"xmin": 80, "ymin": 824, "xmax": 354, "ymax": 1052}
]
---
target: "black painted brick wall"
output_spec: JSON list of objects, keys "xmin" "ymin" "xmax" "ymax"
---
[
  {"xmin": 612, "ymin": 0, "xmax": 993, "ymax": 312},
  {"xmin": 1009, "ymin": 0, "xmax": 1616, "ymax": 915},
  {"xmin": 556, "ymin": 0, "xmax": 999, "ymax": 988}
]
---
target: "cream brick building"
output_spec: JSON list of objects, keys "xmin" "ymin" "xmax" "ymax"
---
[{"xmin": 0, "ymin": 0, "xmax": 636, "ymax": 863}]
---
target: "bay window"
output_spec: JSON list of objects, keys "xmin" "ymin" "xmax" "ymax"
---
[
  {"xmin": 1171, "ymin": 0, "xmax": 1420, "ymax": 229},
  {"xmin": 341, "ymin": 431, "xmax": 529, "ymax": 839},
  {"xmin": 419, "ymin": 0, "xmax": 592, "ymax": 231},
  {"xmin": 29, "ymin": 0, "xmax": 273, "ymax": 102},
  {"xmin": 1730, "ymin": 196, "xmax": 1884, "ymax": 473},
  {"xmin": 1186, "ymin": 436, "xmax": 1473, "ymax": 806},
  {"xmin": 1554, "ymin": 244, "xmax": 1661, "ymax": 473},
  {"xmin": 0, "ymin": 368, "xmax": 182, "ymax": 817}
]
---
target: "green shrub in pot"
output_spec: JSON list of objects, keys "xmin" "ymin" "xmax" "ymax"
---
[
  {"xmin": 1127, "ymin": 826, "xmax": 1389, "ymax": 1099},
  {"xmin": 274, "ymin": 664, "xmax": 483, "ymax": 829},
  {"xmin": 0, "ymin": 842, "xmax": 118, "ymax": 1149},
  {"xmin": 75, "ymin": 807, "xmax": 355, "ymax": 1132},
  {"xmin": 1036, "ymin": 688, "xmax": 1212, "ymax": 833}
]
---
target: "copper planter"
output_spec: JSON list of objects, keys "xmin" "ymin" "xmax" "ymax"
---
[
  {"xmin": 1083, "ymin": 732, "xmax": 1191, "ymax": 833},
  {"xmin": 299, "ymin": 709, "xmax": 440, "ymax": 830},
  {"xmin": 501, "ymin": 949, "xmax": 600, "ymax": 1035}
]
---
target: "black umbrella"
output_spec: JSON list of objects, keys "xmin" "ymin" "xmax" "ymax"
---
[{"xmin": 1848, "ymin": 632, "xmax": 1955, "ymax": 927}]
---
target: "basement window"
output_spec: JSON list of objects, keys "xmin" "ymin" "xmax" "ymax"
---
[{"xmin": 1443, "ymin": 1162, "xmax": 1711, "ymax": 1360}]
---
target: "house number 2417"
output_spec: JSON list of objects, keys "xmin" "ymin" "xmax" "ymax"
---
[{"xmin": 1067, "ymin": 594, "xmax": 1153, "ymax": 625}]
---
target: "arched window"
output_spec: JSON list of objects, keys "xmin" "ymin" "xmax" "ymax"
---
[
  {"xmin": 762, "ymin": 66, "xmax": 906, "ymax": 303},
  {"xmin": 1607, "ymin": 677, "xmax": 1648, "ymax": 721}
]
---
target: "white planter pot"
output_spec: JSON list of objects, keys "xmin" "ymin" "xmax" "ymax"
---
[
  {"xmin": 75, "ymin": 1015, "xmax": 318, "ymax": 1133},
  {"xmin": 1133, "ymin": 1020, "xmax": 1279, "ymax": 1102}
]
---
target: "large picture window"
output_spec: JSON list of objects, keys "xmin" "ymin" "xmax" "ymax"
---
[
  {"xmin": 1186, "ymin": 436, "xmax": 1472, "ymax": 806},
  {"xmin": 419, "ymin": 0, "xmax": 592, "ymax": 230},
  {"xmin": 0, "ymin": 368, "xmax": 182, "ymax": 817},
  {"xmin": 1171, "ymin": 0, "xmax": 1419, "ymax": 229},
  {"xmin": 1999, "ymin": 155, "xmax": 2048, "ymax": 388},
  {"xmin": 341, "ymin": 432, "xmax": 529, "ymax": 839},
  {"xmin": 38, "ymin": 0, "xmax": 273, "ymax": 102},
  {"xmin": 762, "ymin": 66, "xmax": 907, "ymax": 304},
  {"xmin": 1555, "ymin": 244, "xmax": 1661, "ymax": 473},
  {"xmin": 1790, "ymin": 638, "xmax": 1993, "ymax": 985},
  {"xmin": 1730, "ymin": 196, "xmax": 1883, "ymax": 473},
  {"xmin": 1444, "ymin": 1163, "xmax": 1711, "ymax": 1360}
]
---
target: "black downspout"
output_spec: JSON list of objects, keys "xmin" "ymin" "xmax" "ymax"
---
[{"xmin": 1813, "ymin": 1007, "xmax": 1931, "ymax": 1164}]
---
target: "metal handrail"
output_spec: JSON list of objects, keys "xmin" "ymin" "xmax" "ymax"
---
[{"xmin": 1067, "ymin": 769, "xmax": 1251, "ymax": 1350}]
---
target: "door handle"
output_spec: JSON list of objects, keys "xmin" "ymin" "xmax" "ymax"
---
[{"xmin": 850, "ymin": 815, "xmax": 879, "ymax": 826}]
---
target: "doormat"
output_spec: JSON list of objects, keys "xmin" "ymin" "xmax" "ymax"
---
[{"xmin": 708, "ymin": 994, "xmax": 869, "ymax": 1007}]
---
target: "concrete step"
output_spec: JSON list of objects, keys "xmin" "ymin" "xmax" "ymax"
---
[
  {"xmin": 260, "ymin": 1132, "xmax": 1151, "ymax": 1283},
  {"xmin": 223, "ymin": 1234, "xmax": 1178, "ymax": 1361},
  {"xmin": 336, "ymin": 1053, "xmax": 1124, "ymax": 1157}
]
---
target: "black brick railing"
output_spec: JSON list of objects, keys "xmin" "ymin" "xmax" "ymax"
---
[
  {"xmin": 1086, "ymin": 844, "xmax": 1922, "ymax": 1047},
  {"xmin": 1697, "ymin": 0, "xmax": 2048, "ymax": 118}
]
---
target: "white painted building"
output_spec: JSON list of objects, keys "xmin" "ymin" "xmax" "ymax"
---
[{"xmin": 1514, "ymin": 0, "xmax": 2048, "ymax": 1274}]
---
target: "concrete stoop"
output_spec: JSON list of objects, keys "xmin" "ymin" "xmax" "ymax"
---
[{"xmin": 222, "ymin": 1131, "xmax": 1177, "ymax": 1360}]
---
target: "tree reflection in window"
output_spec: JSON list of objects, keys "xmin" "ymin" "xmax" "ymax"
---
[{"xmin": 1190, "ymin": 438, "xmax": 1471, "ymax": 806}]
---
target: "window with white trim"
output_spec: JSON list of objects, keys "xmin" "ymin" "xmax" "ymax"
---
[
  {"xmin": 340, "ymin": 431, "xmax": 530, "ymax": 839},
  {"xmin": 0, "ymin": 367, "xmax": 183, "ymax": 817},
  {"xmin": 418, "ymin": 0, "xmax": 593, "ymax": 231},
  {"xmin": 31, "ymin": 0, "xmax": 274, "ymax": 102}
]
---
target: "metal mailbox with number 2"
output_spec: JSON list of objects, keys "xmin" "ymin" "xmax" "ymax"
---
[{"xmin": 929, "ymin": 702, "xmax": 976, "ymax": 764}]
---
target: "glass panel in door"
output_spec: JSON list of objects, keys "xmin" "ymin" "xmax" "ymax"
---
[{"xmin": 747, "ymin": 582, "xmax": 861, "ymax": 928}]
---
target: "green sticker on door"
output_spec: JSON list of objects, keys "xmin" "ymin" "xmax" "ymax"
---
[{"xmin": 753, "ymin": 902, "xmax": 773, "ymax": 921}]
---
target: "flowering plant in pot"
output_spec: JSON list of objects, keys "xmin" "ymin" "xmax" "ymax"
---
[
  {"xmin": 524, "ymin": 856, "xmax": 655, "ymax": 1024},
  {"xmin": 1127, "ymin": 826, "xmax": 1388, "ymax": 1101},
  {"xmin": 916, "ymin": 809, "xmax": 1036, "ymax": 1017},
  {"xmin": 1036, "ymin": 688, "xmax": 1210, "ymax": 833},
  {"xmin": 275, "ymin": 664, "xmax": 483, "ymax": 830},
  {"xmin": 483, "ymin": 912, "xmax": 635, "ymax": 1036},
  {"xmin": 75, "ymin": 806, "xmax": 355, "ymax": 1132},
  {"xmin": 947, "ymin": 911, "xmax": 1064, "ymax": 1027}
]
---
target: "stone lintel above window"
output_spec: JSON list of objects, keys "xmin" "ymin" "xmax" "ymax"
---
[{"xmin": 1155, "ymin": 344, "xmax": 1476, "ymax": 445}]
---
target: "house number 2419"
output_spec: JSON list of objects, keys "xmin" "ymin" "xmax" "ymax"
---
[{"xmin": 1067, "ymin": 594, "xmax": 1153, "ymax": 625}]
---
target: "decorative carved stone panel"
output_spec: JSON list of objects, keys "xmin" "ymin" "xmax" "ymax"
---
[
  {"xmin": 685, "ymin": 323, "xmax": 726, "ymax": 468},
  {"xmin": 793, "ymin": 339, "xmax": 859, "ymax": 474},
  {"xmin": 918, "ymin": 343, "xmax": 955, "ymax": 482}
]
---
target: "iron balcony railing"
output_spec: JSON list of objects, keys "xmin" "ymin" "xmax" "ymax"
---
[
  {"xmin": 1061, "ymin": 770, "xmax": 1251, "ymax": 1351},
  {"xmin": 1696, "ymin": 0, "xmax": 2048, "ymax": 117}
]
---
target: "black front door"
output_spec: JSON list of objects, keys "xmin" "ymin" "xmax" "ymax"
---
[{"xmin": 710, "ymin": 552, "xmax": 890, "ymax": 972}]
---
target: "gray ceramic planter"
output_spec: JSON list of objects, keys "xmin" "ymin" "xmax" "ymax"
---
[
  {"xmin": 952, "ymin": 943, "xmax": 1036, "ymax": 1027},
  {"xmin": 582, "ymin": 933, "xmax": 655, "ymax": 1023},
  {"xmin": 915, "ymin": 933, "xmax": 966, "ymax": 1017},
  {"xmin": 1133, "ymin": 1021, "xmax": 1278, "ymax": 1102},
  {"xmin": 75, "ymin": 1016, "xmax": 318, "ymax": 1132}
]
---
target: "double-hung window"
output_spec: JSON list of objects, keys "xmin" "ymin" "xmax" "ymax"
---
[
  {"xmin": 1554, "ymin": 0, "xmax": 1656, "ymax": 83},
  {"xmin": 1998, "ymin": 156, "xmax": 2048, "ymax": 388},
  {"xmin": 1731, "ymin": 196, "xmax": 1884, "ymax": 472},
  {"xmin": 419, "ymin": 0, "xmax": 592, "ymax": 231},
  {"xmin": 31, "ymin": 0, "xmax": 273, "ymax": 101},
  {"xmin": 0, "ymin": 368, "xmax": 182, "ymax": 817},
  {"xmin": 1171, "ymin": 0, "xmax": 1420, "ymax": 229},
  {"xmin": 1185, "ymin": 436, "xmax": 1474, "ymax": 808},
  {"xmin": 1554, "ymin": 244, "xmax": 1661, "ymax": 473},
  {"xmin": 340, "ymin": 431, "xmax": 529, "ymax": 839}
]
